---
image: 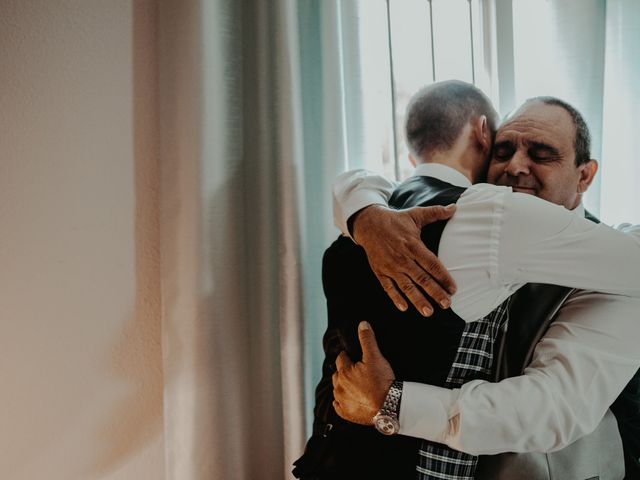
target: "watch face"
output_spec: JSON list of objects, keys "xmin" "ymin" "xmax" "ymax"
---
[{"xmin": 374, "ymin": 414, "xmax": 400, "ymax": 435}]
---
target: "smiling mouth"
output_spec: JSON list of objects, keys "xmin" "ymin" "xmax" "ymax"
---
[{"xmin": 511, "ymin": 186, "xmax": 536, "ymax": 193}]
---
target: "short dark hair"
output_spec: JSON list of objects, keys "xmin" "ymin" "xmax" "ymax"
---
[
  {"xmin": 405, "ymin": 80, "xmax": 499, "ymax": 159},
  {"xmin": 525, "ymin": 96, "xmax": 592, "ymax": 166}
]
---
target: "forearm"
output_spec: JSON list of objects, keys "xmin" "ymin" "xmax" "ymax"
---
[
  {"xmin": 399, "ymin": 292, "xmax": 640, "ymax": 454},
  {"xmin": 440, "ymin": 185, "xmax": 640, "ymax": 321},
  {"xmin": 333, "ymin": 169, "xmax": 397, "ymax": 237},
  {"xmin": 498, "ymin": 192, "xmax": 640, "ymax": 296},
  {"xmin": 402, "ymin": 356, "xmax": 637, "ymax": 454}
]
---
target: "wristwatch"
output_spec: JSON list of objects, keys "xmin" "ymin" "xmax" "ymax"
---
[{"xmin": 372, "ymin": 380, "xmax": 403, "ymax": 435}]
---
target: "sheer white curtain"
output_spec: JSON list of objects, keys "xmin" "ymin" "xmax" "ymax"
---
[
  {"xmin": 508, "ymin": 0, "xmax": 640, "ymax": 223},
  {"xmin": 600, "ymin": 0, "xmax": 640, "ymax": 226},
  {"xmin": 505, "ymin": 0, "xmax": 606, "ymax": 214},
  {"xmin": 297, "ymin": 0, "xmax": 368, "ymax": 435},
  {"xmin": 157, "ymin": 0, "xmax": 365, "ymax": 478}
]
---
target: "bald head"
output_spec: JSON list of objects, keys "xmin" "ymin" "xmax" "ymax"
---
[
  {"xmin": 513, "ymin": 96, "xmax": 592, "ymax": 166},
  {"xmin": 488, "ymin": 98, "xmax": 598, "ymax": 209}
]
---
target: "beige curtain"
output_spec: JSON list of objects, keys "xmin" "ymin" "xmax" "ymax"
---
[
  {"xmin": 158, "ymin": 0, "xmax": 306, "ymax": 478},
  {"xmin": 157, "ymin": 0, "xmax": 368, "ymax": 477},
  {"xmin": 154, "ymin": 1, "xmax": 640, "ymax": 477}
]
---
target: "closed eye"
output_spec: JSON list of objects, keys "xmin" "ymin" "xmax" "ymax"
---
[
  {"xmin": 528, "ymin": 143, "xmax": 561, "ymax": 162},
  {"xmin": 493, "ymin": 142, "xmax": 514, "ymax": 161}
]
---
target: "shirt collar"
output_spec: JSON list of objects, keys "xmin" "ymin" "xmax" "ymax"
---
[
  {"xmin": 412, "ymin": 163, "xmax": 586, "ymax": 216},
  {"xmin": 411, "ymin": 163, "xmax": 472, "ymax": 188}
]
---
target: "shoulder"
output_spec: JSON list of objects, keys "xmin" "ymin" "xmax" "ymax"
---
[
  {"xmin": 615, "ymin": 222, "xmax": 640, "ymax": 233},
  {"xmin": 322, "ymin": 235, "xmax": 368, "ymax": 290},
  {"xmin": 459, "ymin": 184, "xmax": 573, "ymax": 222},
  {"xmin": 391, "ymin": 176, "xmax": 467, "ymax": 209},
  {"xmin": 459, "ymin": 183, "xmax": 512, "ymax": 202},
  {"xmin": 323, "ymin": 235, "xmax": 362, "ymax": 262}
]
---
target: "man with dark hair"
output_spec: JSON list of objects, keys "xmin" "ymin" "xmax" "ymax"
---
[
  {"xmin": 330, "ymin": 94, "xmax": 640, "ymax": 479},
  {"xmin": 294, "ymin": 82, "xmax": 640, "ymax": 479}
]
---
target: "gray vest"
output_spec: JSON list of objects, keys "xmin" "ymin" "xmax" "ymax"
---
[{"xmin": 476, "ymin": 284, "xmax": 625, "ymax": 480}]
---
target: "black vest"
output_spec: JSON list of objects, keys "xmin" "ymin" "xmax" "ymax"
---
[{"xmin": 294, "ymin": 176, "xmax": 468, "ymax": 479}]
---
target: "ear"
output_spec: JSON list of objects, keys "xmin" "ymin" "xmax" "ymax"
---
[
  {"xmin": 473, "ymin": 115, "xmax": 492, "ymax": 154},
  {"xmin": 408, "ymin": 153, "xmax": 417, "ymax": 167},
  {"xmin": 577, "ymin": 159, "xmax": 598, "ymax": 193}
]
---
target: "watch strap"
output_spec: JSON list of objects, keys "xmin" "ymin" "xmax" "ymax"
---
[{"xmin": 380, "ymin": 380, "xmax": 403, "ymax": 418}]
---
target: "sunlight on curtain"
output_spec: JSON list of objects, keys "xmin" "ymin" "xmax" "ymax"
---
[
  {"xmin": 386, "ymin": 0, "xmax": 434, "ymax": 178},
  {"xmin": 354, "ymin": 1, "xmax": 396, "ymax": 177},
  {"xmin": 511, "ymin": 0, "xmax": 640, "ymax": 225},
  {"xmin": 160, "ymin": 0, "xmax": 311, "ymax": 478},
  {"xmin": 431, "ymin": 0, "xmax": 474, "ymax": 82},
  {"xmin": 297, "ymin": 0, "xmax": 370, "ymax": 438},
  {"xmin": 600, "ymin": 0, "xmax": 640, "ymax": 226},
  {"xmin": 511, "ymin": 0, "xmax": 606, "ymax": 216},
  {"xmin": 357, "ymin": 0, "xmax": 487, "ymax": 181},
  {"xmin": 342, "ymin": 0, "xmax": 640, "ymax": 223}
]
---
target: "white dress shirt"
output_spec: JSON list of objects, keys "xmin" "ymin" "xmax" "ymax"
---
[
  {"xmin": 332, "ymin": 165, "xmax": 640, "ymax": 454},
  {"xmin": 334, "ymin": 164, "xmax": 640, "ymax": 321}
]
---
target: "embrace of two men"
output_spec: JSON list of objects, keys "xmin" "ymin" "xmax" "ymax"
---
[{"xmin": 293, "ymin": 80, "xmax": 640, "ymax": 480}]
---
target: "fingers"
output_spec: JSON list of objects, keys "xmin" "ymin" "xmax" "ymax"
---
[
  {"xmin": 332, "ymin": 372, "xmax": 343, "ymax": 406},
  {"xmin": 408, "ymin": 206, "xmax": 457, "ymax": 296},
  {"xmin": 332, "ymin": 399, "xmax": 344, "ymax": 419},
  {"xmin": 332, "ymin": 374, "xmax": 344, "ymax": 417},
  {"xmin": 396, "ymin": 273, "xmax": 435, "ymax": 316},
  {"xmin": 360, "ymin": 203, "xmax": 458, "ymax": 315},
  {"xmin": 411, "ymin": 247, "xmax": 456, "ymax": 297},
  {"xmin": 335, "ymin": 351, "xmax": 352, "ymax": 372},
  {"xmin": 332, "ymin": 372, "xmax": 345, "ymax": 410},
  {"xmin": 405, "ymin": 259, "xmax": 453, "ymax": 309},
  {"xmin": 410, "ymin": 204, "xmax": 456, "ymax": 226},
  {"xmin": 357, "ymin": 321, "xmax": 382, "ymax": 363},
  {"xmin": 377, "ymin": 275, "xmax": 408, "ymax": 311},
  {"xmin": 379, "ymin": 271, "xmax": 444, "ymax": 316}
]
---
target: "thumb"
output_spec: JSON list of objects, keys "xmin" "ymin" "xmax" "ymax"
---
[
  {"xmin": 358, "ymin": 321, "xmax": 382, "ymax": 363},
  {"xmin": 409, "ymin": 204, "xmax": 456, "ymax": 227}
]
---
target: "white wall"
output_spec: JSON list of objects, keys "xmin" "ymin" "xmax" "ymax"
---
[{"xmin": 0, "ymin": 1, "xmax": 165, "ymax": 479}]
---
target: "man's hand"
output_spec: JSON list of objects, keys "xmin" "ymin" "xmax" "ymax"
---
[
  {"xmin": 332, "ymin": 321, "xmax": 395, "ymax": 425},
  {"xmin": 351, "ymin": 204, "xmax": 457, "ymax": 316}
]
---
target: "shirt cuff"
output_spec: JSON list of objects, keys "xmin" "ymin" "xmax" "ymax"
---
[
  {"xmin": 398, "ymin": 381, "xmax": 458, "ymax": 443},
  {"xmin": 332, "ymin": 191, "xmax": 388, "ymax": 240}
]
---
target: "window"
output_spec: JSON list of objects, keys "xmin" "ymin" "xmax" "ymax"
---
[{"xmin": 355, "ymin": 0, "xmax": 491, "ymax": 181}]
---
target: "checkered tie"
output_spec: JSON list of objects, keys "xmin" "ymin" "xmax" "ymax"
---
[{"xmin": 415, "ymin": 299, "xmax": 511, "ymax": 479}]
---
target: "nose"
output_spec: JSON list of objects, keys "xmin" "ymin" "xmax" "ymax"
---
[{"xmin": 504, "ymin": 151, "xmax": 531, "ymax": 177}]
